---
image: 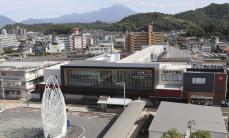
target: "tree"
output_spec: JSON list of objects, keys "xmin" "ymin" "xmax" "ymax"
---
[
  {"xmin": 190, "ymin": 131, "xmax": 211, "ymax": 138},
  {"xmin": 161, "ymin": 128, "xmax": 183, "ymax": 138}
]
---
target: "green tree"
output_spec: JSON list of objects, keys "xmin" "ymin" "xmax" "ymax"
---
[
  {"xmin": 161, "ymin": 128, "xmax": 183, "ymax": 138},
  {"xmin": 190, "ymin": 131, "xmax": 211, "ymax": 138}
]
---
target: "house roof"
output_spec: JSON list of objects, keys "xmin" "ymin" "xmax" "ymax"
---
[{"xmin": 149, "ymin": 102, "xmax": 227, "ymax": 134}]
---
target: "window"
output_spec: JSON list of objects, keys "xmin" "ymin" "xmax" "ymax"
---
[
  {"xmin": 161, "ymin": 74, "xmax": 166, "ymax": 81},
  {"xmin": 17, "ymin": 91, "xmax": 21, "ymax": 95},
  {"xmin": 192, "ymin": 78, "xmax": 206, "ymax": 84}
]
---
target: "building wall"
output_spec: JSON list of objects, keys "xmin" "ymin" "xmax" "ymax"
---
[
  {"xmin": 44, "ymin": 68, "xmax": 62, "ymax": 84},
  {"xmin": 214, "ymin": 73, "xmax": 228, "ymax": 105},
  {"xmin": 0, "ymin": 34, "xmax": 19, "ymax": 48},
  {"xmin": 159, "ymin": 69, "xmax": 184, "ymax": 85},
  {"xmin": 0, "ymin": 68, "xmax": 45, "ymax": 99},
  {"xmin": 61, "ymin": 66, "xmax": 155, "ymax": 97},
  {"xmin": 125, "ymin": 25, "xmax": 165, "ymax": 52},
  {"xmin": 183, "ymin": 72, "xmax": 227, "ymax": 105},
  {"xmin": 183, "ymin": 72, "xmax": 214, "ymax": 93}
]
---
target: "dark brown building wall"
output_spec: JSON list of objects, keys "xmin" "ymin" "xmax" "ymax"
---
[
  {"xmin": 186, "ymin": 92, "xmax": 213, "ymax": 103},
  {"xmin": 214, "ymin": 73, "xmax": 228, "ymax": 105}
]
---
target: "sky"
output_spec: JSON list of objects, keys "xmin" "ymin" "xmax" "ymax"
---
[{"xmin": 1, "ymin": 0, "xmax": 229, "ymax": 22}]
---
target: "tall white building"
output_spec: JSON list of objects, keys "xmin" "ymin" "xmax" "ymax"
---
[
  {"xmin": 56, "ymin": 35, "xmax": 70, "ymax": 50},
  {"xmin": 0, "ymin": 29, "xmax": 19, "ymax": 50}
]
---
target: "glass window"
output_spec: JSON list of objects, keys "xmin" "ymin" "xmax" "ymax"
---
[
  {"xmin": 192, "ymin": 78, "xmax": 206, "ymax": 84},
  {"xmin": 165, "ymin": 74, "xmax": 172, "ymax": 81},
  {"xmin": 17, "ymin": 91, "xmax": 21, "ymax": 95},
  {"xmin": 161, "ymin": 74, "xmax": 166, "ymax": 81},
  {"xmin": 178, "ymin": 74, "xmax": 183, "ymax": 81},
  {"xmin": 172, "ymin": 74, "xmax": 178, "ymax": 81}
]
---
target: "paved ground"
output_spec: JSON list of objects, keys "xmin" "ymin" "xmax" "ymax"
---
[{"xmin": 0, "ymin": 100, "xmax": 115, "ymax": 138}]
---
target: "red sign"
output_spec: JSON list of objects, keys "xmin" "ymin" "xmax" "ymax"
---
[{"xmin": 218, "ymin": 76, "xmax": 224, "ymax": 81}]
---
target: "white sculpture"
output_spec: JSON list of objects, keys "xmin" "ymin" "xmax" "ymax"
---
[{"xmin": 41, "ymin": 76, "xmax": 67, "ymax": 138}]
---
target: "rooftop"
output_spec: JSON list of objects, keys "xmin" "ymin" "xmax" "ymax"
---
[
  {"xmin": 0, "ymin": 61, "xmax": 58, "ymax": 72},
  {"xmin": 97, "ymin": 97, "xmax": 132, "ymax": 106},
  {"xmin": 104, "ymin": 100, "xmax": 146, "ymax": 138},
  {"xmin": 149, "ymin": 102, "xmax": 227, "ymax": 134},
  {"xmin": 118, "ymin": 45, "xmax": 166, "ymax": 63},
  {"xmin": 45, "ymin": 61, "xmax": 69, "ymax": 70},
  {"xmin": 160, "ymin": 46, "xmax": 192, "ymax": 61},
  {"xmin": 62, "ymin": 60, "xmax": 159, "ymax": 69},
  {"xmin": 187, "ymin": 64, "xmax": 225, "ymax": 73},
  {"xmin": 159, "ymin": 62, "xmax": 191, "ymax": 70}
]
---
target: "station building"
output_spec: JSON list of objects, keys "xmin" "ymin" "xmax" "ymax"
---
[{"xmin": 33, "ymin": 45, "xmax": 228, "ymax": 105}]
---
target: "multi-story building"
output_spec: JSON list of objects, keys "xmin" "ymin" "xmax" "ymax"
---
[
  {"xmin": 0, "ymin": 29, "xmax": 19, "ymax": 50},
  {"xmin": 56, "ymin": 35, "xmax": 70, "ymax": 50},
  {"xmin": 69, "ymin": 28, "xmax": 87, "ymax": 50},
  {"xmin": 183, "ymin": 64, "xmax": 227, "ymax": 105},
  {"xmin": 11, "ymin": 26, "xmax": 27, "ymax": 41},
  {"xmin": 0, "ymin": 61, "xmax": 58, "ymax": 99},
  {"xmin": 125, "ymin": 23, "xmax": 165, "ymax": 52}
]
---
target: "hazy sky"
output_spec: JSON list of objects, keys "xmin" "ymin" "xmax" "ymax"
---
[{"xmin": 1, "ymin": 0, "xmax": 228, "ymax": 22}]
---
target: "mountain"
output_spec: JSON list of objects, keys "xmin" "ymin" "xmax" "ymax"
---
[
  {"xmin": 175, "ymin": 3, "xmax": 229, "ymax": 38},
  {"xmin": 108, "ymin": 12, "xmax": 198, "ymax": 32},
  {"xmin": 21, "ymin": 5, "xmax": 137, "ymax": 24},
  {"xmin": 108, "ymin": 3, "xmax": 229, "ymax": 39},
  {"xmin": 4, "ymin": 3, "xmax": 229, "ymax": 40},
  {"xmin": 0, "ymin": 15, "xmax": 15, "ymax": 26}
]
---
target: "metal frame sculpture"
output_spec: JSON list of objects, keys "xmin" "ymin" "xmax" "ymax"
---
[{"xmin": 41, "ymin": 76, "xmax": 67, "ymax": 138}]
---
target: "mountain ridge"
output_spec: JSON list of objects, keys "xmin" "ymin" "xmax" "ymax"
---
[{"xmin": 21, "ymin": 5, "xmax": 137, "ymax": 24}]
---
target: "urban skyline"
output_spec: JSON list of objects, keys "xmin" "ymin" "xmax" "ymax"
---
[{"xmin": 0, "ymin": 0, "xmax": 228, "ymax": 22}]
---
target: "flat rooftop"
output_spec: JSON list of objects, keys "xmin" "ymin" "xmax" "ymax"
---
[
  {"xmin": 160, "ymin": 46, "xmax": 192, "ymax": 60},
  {"xmin": 149, "ymin": 102, "xmax": 227, "ymax": 134},
  {"xmin": 104, "ymin": 100, "xmax": 146, "ymax": 138},
  {"xmin": 159, "ymin": 62, "xmax": 191, "ymax": 70},
  {"xmin": 45, "ymin": 61, "xmax": 69, "ymax": 70},
  {"xmin": 97, "ymin": 97, "xmax": 132, "ymax": 106},
  {"xmin": 156, "ymin": 84, "xmax": 182, "ymax": 90},
  {"xmin": 62, "ymin": 60, "xmax": 159, "ymax": 69},
  {"xmin": 118, "ymin": 45, "xmax": 166, "ymax": 63},
  {"xmin": 0, "ymin": 61, "xmax": 58, "ymax": 72}
]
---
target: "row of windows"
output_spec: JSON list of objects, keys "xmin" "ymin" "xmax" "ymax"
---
[
  {"xmin": 192, "ymin": 78, "xmax": 206, "ymax": 85},
  {"xmin": 67, "ymin": 69, "xmax": 153, "ymax": 89},
  {"xmin": 161, "ymin": 74, "xmax": 183, "ymax": 81},
  {"xmin": 5, "ymin": 90, "xmax": 21, "ymax": 96}
]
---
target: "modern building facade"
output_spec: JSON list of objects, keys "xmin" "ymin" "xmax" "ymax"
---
[
  {"xmin": 61, "ymin": 62, "xmax": 159, "ymax": 97},
  {"xmin": 183, "ymin": 65, "xmax": 228, "ymax": 105},
  {"xmin": 125, "ymin": 24, "xmax": 165, "ymax": 52}
]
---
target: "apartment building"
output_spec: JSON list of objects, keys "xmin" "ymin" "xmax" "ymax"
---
[
  {"xmin": 125, "ymin": 24, "xmax": 165, "ymax": 52},
  {"xmin": 0, "ymin": 61, "xmax": 58, "ymax": 99},
  {"xmin": 69, "ymin": 28, "xmax": 87, "ymax": 50},
  {"xmin": 0, "ymin": 29, "xmax": 19, "ymax": 50}
]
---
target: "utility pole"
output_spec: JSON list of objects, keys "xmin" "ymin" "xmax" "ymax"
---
[
  {"xmin": 116, "ymin": 82, "xmax": 126, "ymax": 109},
  {"xmin": 1, "ymin": 76, "xmax": 5, "ymax": 99},
  {"xmin": 0, "ymin": 39, "xmax": 2, "ymax": 57}
]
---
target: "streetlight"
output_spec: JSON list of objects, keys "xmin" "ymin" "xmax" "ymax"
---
[
  {"xmin": 116, "ymin": 82, "xmax": 126, "ymax": 109},
  {"xmin": 1, "ymin": 75, "xmax": 5, "ymax": 99},
  {"xmin": 187, "ymin": 120, "xmax": 196, "ymax": 137}
]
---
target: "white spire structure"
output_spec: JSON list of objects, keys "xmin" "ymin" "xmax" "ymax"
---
[{"xmin": 41, "ymin": 76, "xmax": 67, "ymax": 138}]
